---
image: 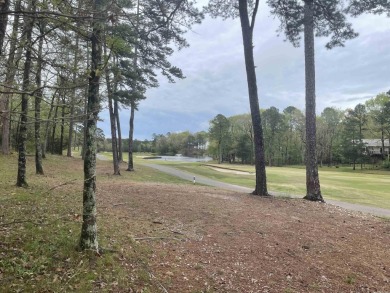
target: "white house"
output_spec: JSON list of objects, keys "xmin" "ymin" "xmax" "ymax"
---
[{"xmin": 362, "ymin": 139, "xmax": 390, "ymax": 156}]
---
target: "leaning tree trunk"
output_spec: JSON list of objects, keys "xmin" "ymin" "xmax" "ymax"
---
[
  {"xmin": 79, "ymin": 0, "xmax": 103, "ymax": 252},
  {"xmin": 17, "ymin": 0, "xmax": 35, "ymax": 187},
  {"xmin": 238, "ymin": 0, "xmax": 268, "ymax": 196},
  {"xmin": 108, "ymin": 97, "xmax": 120, "ymax": 174},
  {"xmin": 1, "ymin": 0, "xmax": 21, "ymax": 155},
  {"xmin": 302, "ymin": 0, "xmax": 323, "ymax": 202},
  {"xmin": 34, "ymin": 26, "xmax": 44, "ymax": 175},
  {"xmin": 127, "ymin": 103, "xmax": 135, "ymax": 171}
]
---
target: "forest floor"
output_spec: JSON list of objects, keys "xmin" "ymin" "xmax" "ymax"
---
[{"xmin": 1, "ymin": 155, "xmax": 390, "ymax": 292}]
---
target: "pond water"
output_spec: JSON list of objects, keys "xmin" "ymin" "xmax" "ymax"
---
[{"xmin": 154, "ymin": 155, "xmax": 213, "ymax": 162}]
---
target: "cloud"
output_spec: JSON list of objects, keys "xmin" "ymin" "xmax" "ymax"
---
[{"xmin": 99, "ymin": 5, "xmax": 390, "ymax": 139}]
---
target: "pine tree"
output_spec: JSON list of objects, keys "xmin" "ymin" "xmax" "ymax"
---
[
  {"xmin": 207, "ymin": 0, "xmax": 269, "ymax": 195},
  {"xmin": 267, "ymin": 0, "xmax": 358, "ymax": 201}
]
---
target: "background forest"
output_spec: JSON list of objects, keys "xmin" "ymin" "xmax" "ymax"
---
[{"xmin": 112, "ymin": 92, "xmax": 390, "ymax": 170}]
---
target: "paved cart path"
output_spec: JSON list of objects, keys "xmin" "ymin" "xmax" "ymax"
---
[{"xmin": 143, "ymin": 163, "xmax": 390, "ymax": 218}]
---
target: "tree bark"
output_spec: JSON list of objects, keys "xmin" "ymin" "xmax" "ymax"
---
[
  {"xmin": 17, "ymin": 0, "xmax": 35, "ymax": 187},
  {"xmin": 114, "ymin": 99, "xmax": 123, "ymax": 161},
  {"xmin": 127, "ymin": 0, "xmax": 139, "ymax": 171},
  {"xmin": 218, "ymin": 140, "xmax": 222, "ymax": 164},
  {"xmin": 50, "ymin": 96, "xmax": 59, "ymax": 154},
  {"xmin": 59, "ymin": 96, "xmax": 65, "ymax": 155},
  {"xmin": 381, "ymin": 129, "xmax": 385, "ymax": 160},
  {"xmin": 67, "ymin": 35, "xmax": 80, "ymax": 157},
  {"xmin": 0, "ymin": 0, "xmax": 9, "ymax": 54},
  {"xmin": 81, "ymin": 86, "xmax": 88, "ymax": 160},
  {"xmin": 81, "ymin": 42, "xmax": 90, "ymax": 160},
  {"xmin": 127, "ymin": 103, "xmax": 135, "ymax": 171},
  {"xmin": 1, "ymin": 0, "xmax": 21, "ymax": 155},
  {"xmin": 238, "ymin": 0, "xmax": 268, "ymax": 196},
  {"xmin": 42, "ymin": 93, "xmax": 56, "ymax": 158},
  {"xmin": 302, "ymin": 0, "xmax": 323, "ymax": 202},
  {"xmin": 105, "ymin": 52, "xmax": 120, "ymax": 175},
  {"xmin": 79, "ymin": 0, "xmax": 103, "ymax": 252},
  {"xmin": 34, "ymin": 26, "xmax": 44, "ymax": 175}
]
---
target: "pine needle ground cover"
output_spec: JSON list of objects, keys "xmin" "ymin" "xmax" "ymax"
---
[{"xmin": 1, "ymin": 154, "xmax": 390, "ymax": 292}]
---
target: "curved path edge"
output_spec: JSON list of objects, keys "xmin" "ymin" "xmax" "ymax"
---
[{"xmin": 142, "ymin": 163, "xmax": 390, "ymax": 218}]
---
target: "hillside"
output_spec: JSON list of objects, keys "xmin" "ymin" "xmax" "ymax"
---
[{"xmin": 1, "ymin": 155, "xmax": 389, "ymax": 292}]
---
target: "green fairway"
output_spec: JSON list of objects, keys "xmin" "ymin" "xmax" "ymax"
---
[{"xmin": 125, "ymin": 156, "xmax": 390, "ymax": 210}]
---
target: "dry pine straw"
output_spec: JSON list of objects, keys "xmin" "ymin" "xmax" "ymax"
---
[{"xmin": 97, "ymin": 181, "xmax": 390, "ymax": 293}]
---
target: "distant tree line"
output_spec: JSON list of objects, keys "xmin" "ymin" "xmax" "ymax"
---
[
  {"xmin": 103, "ymin": 91, "xmax": 390, "ymax": 169},
  {"xmin": 207, "ymin": 91, "xmax": 390, "ymax": 168}
]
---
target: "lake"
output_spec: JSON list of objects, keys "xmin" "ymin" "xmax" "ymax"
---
[{"xmin": 154, "ymin": 155, "xmax": 213, "ymax": 162}]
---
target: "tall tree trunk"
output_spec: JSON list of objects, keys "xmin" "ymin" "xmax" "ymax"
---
[
  {"xmin": 59, "ymin": 96, "xmax": 65, "ymax": 155},
  {"xmin": 388, "ymin": 137, "xmax": 390, "ymax": 162},
  {"xmin": 34, "ymin": 26, "xmax": 44, "ymax": 175},
  {"xmin": 359, "ymin": 120, "xmax": 363, "ymax": 169},
  {"xmin": 42, "ymin": 93, "xmax": 56, "ymax": 158},
  {"xmin": 303, "ymin": 0, "xmax": 323, "ymax": 202},
  {"xmin": 15, "ymin": 114, "xmax": 20, "ymax": 150},
  {"xmin": 51, "ymin": 96, "xmax": 59, "ymax": 154},
  {"xmin": 127, "ymin": 0, "xmax": 139, "ymax": 171},
  {"xmin": 79, "ymin": 0, "xmax": 103, "ymax": 252},
  {"xmin": 1, "ymin": 0, "xmax": 21, "ymax": 155},
  {"xmin": 81, "ymin": 87, "xmax": 88, "ymax": 160},
  {"xmin": 104, "ymin": 49, "xmax": 120, "ymax": 175},
  {"xmin": 17, "ymin": 0, "xmax": 35, "ymax": 187},
  {"xmin": 381, "ymin": 128, "xmax": 385, "ymax": 160},
  {"xmin": 127, "ymin": 104, "xmax": 135, "ymax": 171},
  {"xmin": 238, "ymin": 0, "xmax": 268, "ymax": 196},
  {"xmin": 328, "ymin": 136, "xmax": 333, "ymax": 166},
  {"xmin": 114, "ymin": 100, "xmax": 123, "ymax": 161},
  {"xmin": 81, "ymin": 42, "xmax": 90, "ymax": 160},
  {"xmin": 0, "ymin": 0, "xmax": 9, "ymax": 54},
  {"xmin": 67, "ymin": 35, "xmax": 80, "ymax": 157}
]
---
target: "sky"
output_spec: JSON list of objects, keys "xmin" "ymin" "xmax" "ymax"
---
[{"xmin": 98, "ymin": 1, "xmax": 390, "ymax": 140}]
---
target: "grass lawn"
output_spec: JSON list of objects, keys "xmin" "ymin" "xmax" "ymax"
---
[
  {"xmin": 112, "ymin": 153, "xmax": 390, "ymax": 210},
  {"xmin": 0, "ymin": 153, "xmax": 190, "ymax": 292}
]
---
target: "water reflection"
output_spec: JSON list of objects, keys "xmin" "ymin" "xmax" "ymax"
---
[{"xmin": 154, "ymin": 155, "xmax": 213, "ymax": 162}]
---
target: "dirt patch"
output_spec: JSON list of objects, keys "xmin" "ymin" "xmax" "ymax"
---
[{"xmin": 97, "ymin": 180, "xmax": 390, "ymax": 293}]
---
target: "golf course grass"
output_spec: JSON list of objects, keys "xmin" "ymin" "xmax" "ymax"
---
[{"xmin": 104, "ymin": 152, "xmax": 390, "ymax": 210}]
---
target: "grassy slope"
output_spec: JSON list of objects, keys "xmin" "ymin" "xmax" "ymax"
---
[
  {"xmin": 0, "ymin": 154, "xmax": 190, "ymax": 292},
  {"xmin": 1, "ymin": 153, "xmax": 389, "ymax": 292}
]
